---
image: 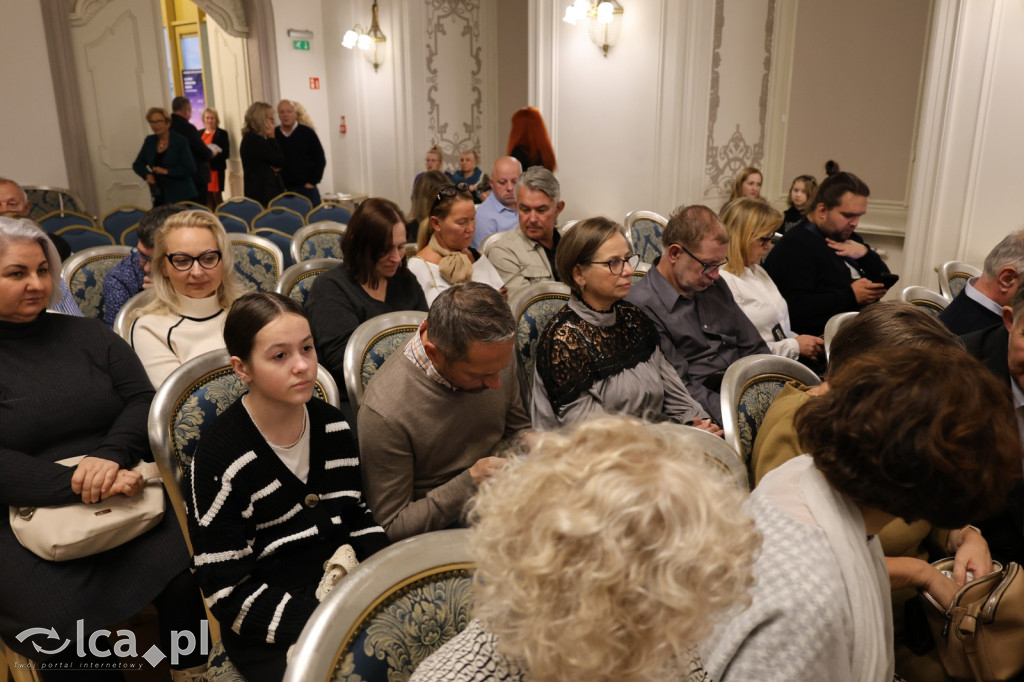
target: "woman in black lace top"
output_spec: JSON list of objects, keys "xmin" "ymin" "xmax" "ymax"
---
[{"xmin": 532, "ymin": 217, "xmax": 716, "ymax": 431}]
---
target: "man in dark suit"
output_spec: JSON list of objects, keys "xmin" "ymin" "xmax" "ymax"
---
[
  {"xmin": 170, "ymin": 96, "xmax": 212, "ymax": 205},
  {"xmin": 939, "ymin": 229, "xmax": 1024, "ymax": 335},
  {"xmin": 961, "ymin": 287, "xmax": 1024, "ymax": 563},
  {"xmin": 764, "ymin": 170, "xmax": 893, "ymax": 336}
]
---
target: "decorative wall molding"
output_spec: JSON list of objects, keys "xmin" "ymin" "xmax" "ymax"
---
[
  {"xmin": 69, "ymin": 0, "xmax": 112, "ymax": 26},
  {"xmin": 194, "ymin": 0, "xmax": 249, "ymax": 37},
  {"xmin": 242, "ymin": 0, "xmax": 278, "ymax": 104},
  {"xmin": 425, "ymin": 0, "xmax": 483, "ymax": 162}
]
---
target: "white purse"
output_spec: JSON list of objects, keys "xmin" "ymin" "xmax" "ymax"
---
[{"xmin": 9, "ymin": 455, "xmax": 166, "ymax": 561}]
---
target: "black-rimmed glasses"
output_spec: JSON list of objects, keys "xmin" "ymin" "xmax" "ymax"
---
[
  {"xmin": 132, "ymin": 247, "xmax": 152, "ymax": 264},
  {"xmin": 679, "ymin": 245, "xmax": 728, "ymax": 276},
  {"xmin": 754, "ymin": 235, "xmax": 773, "ymax": 247},
  {"xmin": 430, "ymin": 182, "xmax": 470, "ymax": 212},
  {"xmin": 166, "ymin": 250, "xmax": 222, "ymax": 271},
  {"xmin": 584, "ymin": 253, "xmax": 640, "ymax": 275}
]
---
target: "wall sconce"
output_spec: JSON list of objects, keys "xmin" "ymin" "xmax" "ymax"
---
[
  {"xmin": 342, "ymin": 1, "xmax": 387, "ymax": 72},
  {"xmin": 562, "ymin": 0, "xmax": 623, "ymax": 57}
]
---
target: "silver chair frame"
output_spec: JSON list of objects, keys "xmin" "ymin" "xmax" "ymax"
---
[
  {"xmin": 899, "ymin": 285, "xmax": 949, "ymax": 315},
  {"xmin": 290, "ymin": 221, "xmax": 346, "ymax": 263},
  {"xmin": 823, "ymin": 311, "xmax": 858, "ymax": 361},
  {"xmin": 112, "ymin": 289, "xmax": 155, "ymax": 342},
  {"xmin": 274, "ymin": 258, "xmax": 343, "ymax": 299},
  {"xmin": 343, "ymin": 311, "xmax": 428, "ymax": 416},
  {"xmin": 937, "ymin": 260, "xmax": 981, "ymax": 300}
]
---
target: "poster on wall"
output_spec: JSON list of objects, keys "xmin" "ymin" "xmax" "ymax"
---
[{"xmin": 183, "ymin": 70, "xmax": 206, "ymax": 128}]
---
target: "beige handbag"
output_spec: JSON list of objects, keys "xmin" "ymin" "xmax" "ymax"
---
[
  {"xmin": 920, "ymin": 558, "xmax": 1024, "ymax": 681},
  {"xmin": 9, "ymin": 455, "xmax": 165, "ymax": 562}
]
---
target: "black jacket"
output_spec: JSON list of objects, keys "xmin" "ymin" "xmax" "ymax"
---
[{"xmin": 170, "ymin": 113, "xmax": 212, "ymax": 187}]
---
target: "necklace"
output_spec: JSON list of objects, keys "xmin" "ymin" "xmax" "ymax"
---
[{"xmin": 243, "ymin": 397, "xmax": 307, "ymax": 449}]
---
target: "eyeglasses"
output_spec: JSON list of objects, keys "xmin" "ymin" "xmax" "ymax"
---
[
  {"xmin": 430, "ymin": 182, "xmax": 470, "ymax": 213},
  {"xmin": 678, "ymin": 245, "xmax": 728, "ymax": 276},
  {"xmin": 166, "ymin": 250, "xmax": 222, "ymax": 271},
  {"xmin": 585, "ymin": 253, "xmax": 640, "ymax": 275},
  {"xmin": 147, "ymin": 118, "xmax": 167, "ymax": 125},
  {"xmin": 754, "ymin": 235, "xmax": 773, "ymax": 247},
  {"xmin": 132, "ymin": 248, "xmax": 152, "ymax": 264}
]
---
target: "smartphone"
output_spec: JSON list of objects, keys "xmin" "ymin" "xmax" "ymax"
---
[{"xmin": 873, "ymin": 273, "xmax": 900, "ymax": 289}]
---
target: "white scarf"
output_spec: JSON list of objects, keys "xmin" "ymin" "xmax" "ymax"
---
[{"xmin": 789, "ymin": 455, "xmax": 894, "ymax": 681}]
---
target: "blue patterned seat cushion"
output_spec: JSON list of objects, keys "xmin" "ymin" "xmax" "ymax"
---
[
  {"xmin": 300, "ymin": 232, "xmax": 343, "ymax": 261},
  {"xmin": 69, "ymin": 254, "xmax": 128, "ymax": 318},
  {"xmin": 630, "ymin": 219, "xmax": 664, "ymax": 265},
  {"xmin": 287, "ymin": 269, "xmax": 329, "ymax": 306},
  {"xmin": 516, "ymin": 295, "xmax": 568, "ymax": 394},
  {"xmin": 207, "ymin": 639, "xmax": 245, "ymax": 681},
  {"xmin": 735, "ymin": 375, "xmax": 794, "ymax": 461},
  {"xmin": 360, "ymin": 327, "xmax": 419, "ymax": 390},
  {"xmin": 232, "ymin": 243, "xmax": 280, "ymax": 293},
  {"xmin": 333, "ymin": 571, "xmax": 474, "ymax": 681}
]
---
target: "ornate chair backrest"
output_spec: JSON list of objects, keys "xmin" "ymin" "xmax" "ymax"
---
[
  {"xmin": 113, "ymin": 290, "xmax": 154, "ymax": 342},
  {"xmin": 343, "ymin": 311, "xmax": 427, "ymax": 416},
  {"xmin": 284, "ymin": 529, "xmax": 474, "ymax": 682},
  {"xmin": 645, "ymin": 422, "xmax": 749, "ymax": 492},
  {"xmin": 229, "ymin": 233, "xmax": 284, "ymax": 293},
  {"xmin": 100, "ymin": 206, "xmax": 146, "ymax": 243},
  {"xmin": 274, "ymin": 258, "xmax": 343, "ymax": 307},
  {"xmin": 306, "ymin": 202, "xmax": 353, "ymax": 225},
  {"xmin": 720, "ymin": 354, "xmax": 822, "ymax": 479},
  {"xmin": 508, "ymin": 281, "xmax": 571, "ymax": 398},
  {"xmin": 480, "ymin": 230, "xmax": 507, "ymax": 258},
  {"xmin": 216, "ymin": 212, "xmax": 251, "ymax": 234},
  {"xmin": 823, "ymin": 311, "xmax": 858, "ymax": 362},
  {"xmin": 632, "ymin": 260, "xmax": 651, "ymax": 283},
  {"xmin": 23, "ymin": 186, "xmax": 88, "ymax": 220},
  {"xmin": 268, "ymin": 191, "xmax": 314, "ymax": 216},
  {"xmin": 899, "ymin": 285, "xmax": 949, "ymax": 317},
  {"xmin": 624, "ymin": 210, "xmax": 666, "ymax": 265},
  {"xmin": 292, "ymin": 222, "xmax": 346, "ymax": 262},
  {"xmin": 251, "ymin": 206, "xmax": 305, "ymax": 236},
  {"xmin": 216, "ymin": 197, "xmax": 264, "ymax": 229},
  {"xmin": 60, "ymin": 245, "xmax": 132, "ymax": 319},
  {"xmin": 937, "ymin": 260, "xmax": 982, "ymax": 300}
]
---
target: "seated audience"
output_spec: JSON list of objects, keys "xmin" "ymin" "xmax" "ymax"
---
[
  {"xmin": 764, "ymin": 161, "xmax": 893, "ymax": 336},
  {"xmin": 488, "ymin": 166, "xmax": 564, "ymax": 299},
  {"xmin": 408, "ymin": 184, "xmax": 503, "ymax": 305},
  {"xmin": 781, "ymin": 174, "xmax": 817, "ymax": 232},
  {"xmin": 627, "ymin": 205, "xmax": 769, "ymax": 424},
  {"xmin": 471, "ymin": 156, "xmax": 521, "ymax": 251},
  {"xmin": 306, "ymin": 197, "xmax": 428, "ymax": 396},
  {"xmin": 0, "ymin": 217, "xmax": 208, "ymax": 680},
  {"xmin": 719, "ymin": 198, "xmax": 823, "ymax": 362},
  {"xmin": 532, "ymin": 217, "xmax": 714, "ymax": 431},
  {"xmin": 129, "ymin": 210, "xmax": 240, "ymax": 386},
  {"xmin": 939, "ymin": 229, "xmax": 1024, "ymax": 335},
  {"xmin": 102, "ymin": 203, "xmax": 185, "ymax": 326},
  {"xmin": 189, "ymin": 292, "xmax": 388, "ymax": 682},
  {"xmin": 447, "ymin": 149, "xmax": 483, "ymax": 199},
  {"xmin": 751, "ymin": 302, "xmax": 994, "ymax": 681},
  {"xmin": 359, "ymin": 283, "xmax": 531, "ymax": 541},
  {"xmin": 702, "ymin": 345, "xmax": 1020, "ymax": 682},
  {"xmin": 412, "ymin": 415, "xmax": 758, "ymax": 682},
  {"xmin": 727, "ymin": 166, "xmax": 763, "ymax": 202}
]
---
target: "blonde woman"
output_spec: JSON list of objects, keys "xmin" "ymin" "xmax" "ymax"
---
[
  {"xmin": 719, "ymin": 198, "xmax": 823, "ymax": 362},
  {"xmin": 412, "ymin": 415, "xmax": 758, "ymax": 682},
  {"xmin": 240, "ymin": 101, "xmax": 284, "ymax": 205},
  {"xmin": 130, "ymin": 210, "xmax": 240, "ymax": 386}
]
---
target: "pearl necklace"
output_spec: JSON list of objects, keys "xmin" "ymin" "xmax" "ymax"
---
[{"xmin": 243, "ymin": 397, "xmax": 307, "ymax": 449}]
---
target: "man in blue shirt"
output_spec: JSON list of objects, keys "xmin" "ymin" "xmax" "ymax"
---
[
  {"xmin": 101, "ymin": 203, "xmax": 185, "ymax": 326},
  {"xmin": 472, "ymin": 156, "xmax": 521, "ymax": 251}
]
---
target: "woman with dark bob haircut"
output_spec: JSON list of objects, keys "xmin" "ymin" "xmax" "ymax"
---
[
  {"xmin": 305, "ymin": 197, "xmax": 427, "ymax": 396},
  {"xmin": 188, "ymin": 292, "xmax": 388, "ymax": 682},
  {"xmin": 531, "ymin": 217, "xmax": 715, "ymax": 432},
  {"xmin": 703, "ymin": 345, "xmax": 1022, "ymax": 682}
]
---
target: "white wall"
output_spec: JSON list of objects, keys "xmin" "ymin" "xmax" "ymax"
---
[{"xmin": 0, "ymin": 2, "xmax": 69, "ymax": 187}]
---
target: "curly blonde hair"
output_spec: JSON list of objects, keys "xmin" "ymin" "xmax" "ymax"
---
[{"xmin": 468, "ymin": 416, "xmax": 759, "ymax": 682}]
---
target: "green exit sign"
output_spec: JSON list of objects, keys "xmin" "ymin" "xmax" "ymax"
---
[{"xmin": 293, "ymin": 40, "xmax": 310, "ymax": 50}]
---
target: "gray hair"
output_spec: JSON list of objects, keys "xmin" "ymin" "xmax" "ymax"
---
[
  {"xmin": 0, "ymin": 177, "xmax": 27, "ymax": 206},
  {"xmin": 516, "ymin": 166, "xmax": 560, "ymax": 204},
  {"xmin": 0, "ymin": 217, "xmax": 64, "ymax": 307},
  {"xmin": 983, "ymin": 229, "xmax": 1024, "ymax": 278},
  {"xmin": 427, "ymin": 282, "xmax": 515, "ymax": 361}
]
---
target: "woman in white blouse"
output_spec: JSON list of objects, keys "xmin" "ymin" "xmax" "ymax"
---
[
  {"xmin": 719, "ymin": 198, "xmax": 823, "ymax": 362},
  {"xmin": 408, "ymin": 183, "xmax": 504, "ymax": 304}
]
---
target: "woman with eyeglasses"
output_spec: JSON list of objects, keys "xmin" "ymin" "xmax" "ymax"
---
[
  {"xmin": 719, "ymin": 198, "xmax": 823, "ymax": 363},
  {"xmin": 129, "ymin": 210, "xmax": 240, "ymax": 386},
  {"xmin": 132, "ymin": 107, "xmax": 197, "ymax": 206},
  {"xmin": 531, "ymin": 217, "xmax": 716, "ymax": 431},
  {"xmin": 408, "ymin": 183, "xmax": 504, "ymax": 305}
]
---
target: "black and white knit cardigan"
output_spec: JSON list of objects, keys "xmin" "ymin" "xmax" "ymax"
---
[{"xmin": 188, "ymin": 396, "xmax": 388, "ymax": 647}]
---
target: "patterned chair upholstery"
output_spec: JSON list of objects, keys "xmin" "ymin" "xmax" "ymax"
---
[
  {"xmin": 216, "ymin": 213, "xmax": 251, "ymax": 234},
  {"xmin": 216, "ymin": 197, "xmax": 264, "ymax": 229},
  {"xmin": 291, "ymin": 222, "xmax": 346, "ymax": 262},
  {"xmin": 23, "ymin": 186, "xmax": 88, "ymax": 221},
  {"xmin": 275, "ymin": 258, "xmax": 342, "ymax": 306},
  {"xmin": 268, "ymin": 191, "xmax": 314, "ymax": 216},
  {"xmin": 937, "ymin": 260, "xmax": 981, "ymax": 300},
  {"xmin": 645, "ymin": 422, "xmax": 748, "ymax": 491},
  {"xmin": 624, "ymin": 210, "xmax": 667, "ymax": 265},
  {"xmin": 253, "ymin": 227, "xmax": 296, "ymax": 269},
  {"xmin": 509, "ymin": 282, "xmax": 571, "ymax": 399},
  {"xmin": 100, "ymin": 206, "xmax": 146, "ymax": 244},
  {"xmin": 306, "ymin": 202, "xmax": 353, "ymax": 225},
  {"xmin": 229, "ymin": 233, "xmax": 284, "ymax": 293},
  {"xmin": 720, "ymin": 354, "xmax": 821, "ymax": 481},
  {"xmin": 284, "ymin": 529, "xmax": 473, "ymax": 682},
  {"xmin": 60, "ymin": 245, "xmax": 132, "ymax": 319},
  {"xmin": 148, "ymin": 350, "xmax": 338, "ymax": 682},
  {"xmin": 343, "ymin": 311, "xmax": 427, "ymax": 416},
  {"xmin": 823, "ymin": 311, "xmax": 858, "ymax": 362},
  {"xmin": 252, "ymin": 206, "xmax": 305, "ymax": 236},
  {"xmin": 899, "ymin": 285, "xmax": 949, "ymax": 317}
]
